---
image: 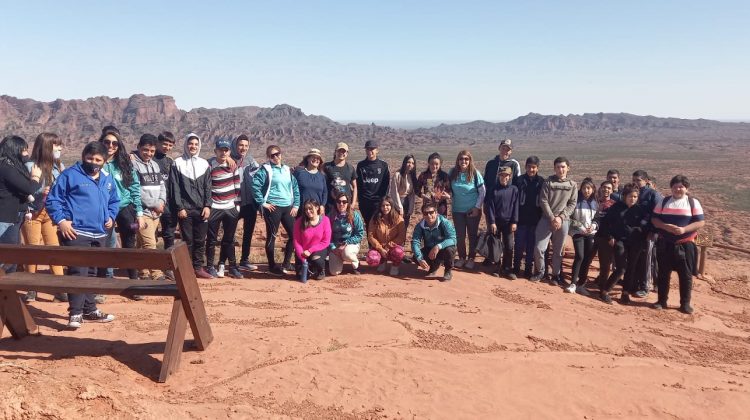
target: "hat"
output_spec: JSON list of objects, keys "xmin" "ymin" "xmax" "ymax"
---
[
  {"xmin": 305, "ymin": 148, "xmax": 323, "ymax": 160},
  {"xmin": 364, "ymin": 139, "xmax": 379, "ymax": 149},
  {"xmin": 499, "ymin": 138, "xmax": 512, "ymax": 149},
  {"xmin": 215, "ymin": 139, "xmax": 231, "ymax": 149},
  {"xmin": 335, "ymin": 142, "xmax": 349, "ymax": 151},
  {"xmin": 498, "ymin": 166, "xmax": 513, "ymax": 175}
]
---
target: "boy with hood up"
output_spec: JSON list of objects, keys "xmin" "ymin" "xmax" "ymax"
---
[
  {"xmin": 169, "ymin": 133, "xmax": 213, "ymax": 279},
  {"xmin": 132, "ymin": 134, "xmax": 167, "ymax": 281}
]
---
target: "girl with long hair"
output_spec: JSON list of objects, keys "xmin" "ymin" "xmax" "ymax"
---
[
  {"xmin": 388, "ymin": 154, "xmax": 417, "ymax": 232},
  {"xmin": 327, "ymin": 191, "xmax": 365, "ymax": 275},
  {"xmin": 293, "ymin": 199, "xmax": 331, "ymax": 282},
  {"xmin": 448, "ymin": 150, "xmax": 485, "ymax": 271},
  {"xmin": 367, "ymin": 196, "xmax": 406, "ymax": 276},
  {"xmin": 566, "ymin": 177, "xmax": 599, "ymax": 295}
]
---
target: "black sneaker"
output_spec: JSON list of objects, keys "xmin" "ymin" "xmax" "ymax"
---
[
  {"xmin": 425, "ymin": 270, "xmax": 439, "ymax": 279},
  {"xmin": 491, "ymin": 269, "xmax": 502, "ymax": 277},
  {"xmin": 314, "ymin": 272, "xmax": 325, "ymax": 281},
  {"xmin": 83, "ymin": 309, "xmax": 115, "ymax": 323},
  {"xmin": 282, "ymin": 263, "xmax": 296, "ymax": 275},
  {"xmin": 600, "ymin": 292, "xmax": 613, "ymax": 304},
  {"xmin": 53, "ymin": 293, "xmax": 69, "ymax": 303},
  {"xmin": 268, "ymin": 266, "xmax": 286, "ymax": 277},
  {"xmin": 441, "ymin": 269, "xmax": 452, "ymax": 282},
  {"xmin": 679, "ymin": 304, "xmax": 694, "ymax": 315},
  {"xmin": 634, "ymin": 290, "xmax": 648, "ymax": 298},
  {"xmin": 351, "ymin": 267, "xmax": 361, "ymax": 275},
  {"xmin": 529, "ymin": 273, "xmax": 545, "ymax": 282},
  {"xmin": 164, "ymin": 270, "xmax": 176, "ymax": 281},
  {"xmin": 22, "ymin": 291, "xmax": 37, "ymax": 302},
  {"xmin": 653, "ymin": 301, "xmax": 666, "ymax": 310},
  {"xmin": 619, "ymin": 293, "xmax": 631, "ymax": 305},
  {"xmin": 506, "ymin": 272, "xmax": 517, "ymax": 280},
  {"xmin": 228, "ymin": 266, "xmax": 243, "ymax": 279}
]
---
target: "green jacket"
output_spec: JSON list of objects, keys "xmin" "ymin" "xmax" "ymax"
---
[
  {"xmin": 104, "ymin": 161, "xmax": 143, "ymax": 216},
  {"xmin": 411, "ymin": 215, "xmax": 456, "ymax": 261}
]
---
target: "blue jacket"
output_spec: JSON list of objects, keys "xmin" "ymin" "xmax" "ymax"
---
[
  {"xmin": 484, "ymin": 183, "xmax": 519, "ymax": 225},
  {"xmin": 46, "ymin": 162, "xmax": 120, "ymax": 238},
  {"xmin": 411, "ymin": 215, "xmax": 457, "ymax": 261}
]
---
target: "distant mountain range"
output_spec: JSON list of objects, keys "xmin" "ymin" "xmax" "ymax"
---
[{"xmin": 1, "ymin": 94, "xmax": 748, "ymax": 149}]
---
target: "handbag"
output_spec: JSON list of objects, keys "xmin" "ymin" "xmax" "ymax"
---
[{"xmin": 477, "ymin": 230, "xmax": 503, "ymax": 264}]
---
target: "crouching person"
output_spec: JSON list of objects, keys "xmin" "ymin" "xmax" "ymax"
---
[
  {"xmin": 46, "ymin": 141, "xmax": 119, "ymax": 329},
  {"xmin": 367, "ymin": 196, "xmax": 406, "ymax": 276},
  {"xmin": 412, "ymin": 202, "xmax": 457, "ymax": 282}
]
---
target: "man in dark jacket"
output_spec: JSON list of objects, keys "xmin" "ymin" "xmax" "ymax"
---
[
  {"xmin": 485, "ymin": 166, "xmax": 519, "ymax": 279},
  {"xmin": 484, "ymin": 138, "xmax": 521, "ymax": 192},
  {"xmin": 356, "ymin": 139, "xmax": 390, "ymax": 232}
]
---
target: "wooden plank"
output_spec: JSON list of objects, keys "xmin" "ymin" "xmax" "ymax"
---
[
  {"xmin": 0, "ymin": 291, "xmax": 37, "ymax": 339},
  {"xmin": 171, "ymin": 243, "xmax": 213, "ymax": 351},
  {"xmin": 0, "ymin": 244, "xmax": 174, "ymax": 270},
  {"xmin": 0, "ymin": 273, "xmax": 179, "ymax": 297},
  {"xmin": 159, "ymin": 298, "xmax": 188, "ymax": 383}
]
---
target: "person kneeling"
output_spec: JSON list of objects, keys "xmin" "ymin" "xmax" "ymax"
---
[
  {"xmin": 367, "ymin": 197, "xmax": 406, "ymax": 276},
  {"xmin": 412, "ymin": 203, "xmax": 457, "ymax": 282},
  {"xmin": 46, "ymin": 141, "xmax": 119, "ymax": 329}
]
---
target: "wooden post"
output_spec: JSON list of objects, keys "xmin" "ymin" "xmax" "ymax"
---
[
  {"xmin": 0, "ymin": 291, "xmax": 37, "ymax": 339},
  {"xmin": 170, "ymin": 243, "xmax": 213, "ymax": 350},
  {"xmin": 159, "ymin": 298, "xmax": 188, "ymax": 383}
]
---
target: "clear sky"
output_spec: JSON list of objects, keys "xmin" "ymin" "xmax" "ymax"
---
[{"xmin": 1, "ymin": 0, "xmax": 748, "ymax": 121}]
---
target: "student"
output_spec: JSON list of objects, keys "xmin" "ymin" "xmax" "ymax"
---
[
  {"xmin": 294, "ymin": 148, "xmax": 327, "ymax": 210},
  {"xmin": 412, "ymin": 202, "xmax": 457, "ymax": 282},
  {"xmin": 367, "ymin": 196, "xmax": 406, "ymax": 276},
  {"xmin": 132, "ymin": 134, "xmax": 167, "ymax": 281},
  {"xmin": 100, "ymin": 130, "xmax": 143, "ymax": 282},
  {"xmin": 651, "ymin": 175, "xmax": 705, "ymax": 314},
  {"xmin": 252, "ymin": 145, "xmax": 300, "ymax": 276},
  {"xmin": 607, "ymin": 169, "xmax": 623, "ymax": 201},
  {"xmin": 328, "ymin": 191, "xmax": 365, "ymax": 275},
  {"xmin": 530, "ymin": 157, "xmax": 578, "ymax": 285},
  {"xmin": 0, "ymin": 136, "xmax": 42, "ymax": 274},
  {"xmin": 170, "ymin": 133, "xmax": 213, "ymax": 279},
  {"xmin": 46, "ymin": 141, "xmax": 118, "ymax": 329},
  {"xmin": 205, "ymin": 139, "xmax": 243, "ymax": 279},
  {"xmin": 594, "ymin": 181, "xmax": 617, "ymax": 288},
  {"xmin": 232, "ymin": 134, "xmax": 261, "ymax": 272},
  {"xmin": 598, "ymin": 183, "xmax": 649, "ymax": 304},
  {"xmin": 415, "ymin": 152, "xmax": 451, "ymax": 216},
  {"xmin": 449, "ymin": 150, "xmax": 486, "ymax": 270},
  {"xmin": 484, "ymin": 138, "xmax": 521, "ymax": 191},
  {"xmin": 388, "ymin": 154, "xmax": 417, "ymax": 232},
  {"xmin": 513, "ymin": 156, "xmax": 544, "ymax": 278},
  {"xmin": 20, "ymin": 133, "xmax": 66, "ymax": 302},
  {"xmin": 632, "ymin": 169, "xmax": 662, "ymax": 297},
  {"xmin": 323, "ymin": 142, "xmax": 357, "ymax": 214},
  {"xmin": 485, "ymin": 166, "xmax": 519, "ymax": 279},
  {"xmin": 155, "ymin": 131, "xmax": 177, "ymax": 279},
  {"xmin": 566, "ymin": 178, "xmax": 599, "ymax": 295},
  {"xmin": 356, "ymin": 140, "xmax": 390, "ymax": 232},
  {"xmin": 293, "ymin": 199, "xmax": 331, "ymax": 282}
]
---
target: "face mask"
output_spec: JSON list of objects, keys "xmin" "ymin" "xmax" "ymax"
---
[
  {"xmin": 53, "ymin": 150, "xmax": 62, "ymax": 160},
  {"xmin": 81, "ymin": 161, "xmax": 102, "ymax": 175}
]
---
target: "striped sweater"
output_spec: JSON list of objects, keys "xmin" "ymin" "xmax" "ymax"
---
[{"xmin": 207, "ymin": 157, "xmax": 241, "ymax": 210}]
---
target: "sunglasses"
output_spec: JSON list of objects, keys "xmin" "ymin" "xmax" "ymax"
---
[
  {"xmin": 337, "ymin": 200, "xmax": 348, "ymax": 204},
  {"xmin": 270, "ymin": 152, "xmax": 281, "ymax": 158},
  {"xmin": 422, "ymin": 210, "xmax": 436, "ymax": 215},
  {"xmin": 337, "ymin": 149, "xmax": 348, "ymax": 154},
  {"xmin": 103, "ymin": 140, "xmax": 119, "ymax": 147},
  {"xmin": 459, "ymin": 157, "xmax": 470, "ymax": 161}
]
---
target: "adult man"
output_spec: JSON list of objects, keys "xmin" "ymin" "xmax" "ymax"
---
[
  {"xmin": 632, "ymin": 169, "xmax": 663, "ymax": 297},
  {"xmin": 324, "ymin": 142, "xmax": 357, "ymax": 213},
  {"xmin": 484, "ymin": 138, "xmax": 521, "ymax": 191},
  {"xmin": 412, "ymin": 202, "xmax": 457, "ymax": 282},
  {"xmin": 651, "ymin": 175, "xmax": 705, "ymax": 314},
  {"xmin": 356, "ymin": 139, "xmax": 390, "ymax": 231},
  {"xmin": 232, "ymin": 134, "xmax": 262, "ymax": 272}
]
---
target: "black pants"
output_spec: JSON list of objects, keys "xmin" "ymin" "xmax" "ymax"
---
[
  {"xmin": 603, "ymin": 239, "xmax": 644, "ymax": 293},
  {"xmin": 421, "ymin": 245, "xmax": 456, "ymax": 272},
  {"xmin": 400, "ymin": 196, "xmax": 413, "ymax": 232},
  {"xmin": 571, "ymin": 234, "xmax": 597, "ymax": 286},
  {"xmin": 299, "ymin": 248, "xmax": 328, "ymax": 277},
  {"xmin": 262, "ymin": 205, "xmax": 294, "ymax": 269},
  {"xmin": 179, "ymin": 209, "xmax": 209, "ymax": 269},
  {"xmin": 492, "ymin": 223, "xmax": 514, "ymax": 271},
  {"xmin": 160, "ymin": 211, "xmax": 177, "ymax": 250},
  {"xmin": 115, "ymin": 206, "xmax": 138, "ymax": 279},
  {"xmin": 206, "ymin": 207, "xmax": 240, "ymax": 267},
  {"xmin": 595, "ymin": 236, "xmax": 613, "ymax": 283},
  {"xmin": 656, "ymin": 240, "xmax": 696, "ymax": 307},
  {"xmin": 635, "ymin": 238, "xmax": 652, "ymax": 292},
  {"xmin": 61, "ymin": 234, "xmax": 110, "ymax": 315},
  {"xmin": 239, "ymin": 202, "xmax": 258, "ymax": 263},
  {"xmin": 360, "ymin": 200, "xmax": 378, "ymax": 236}
]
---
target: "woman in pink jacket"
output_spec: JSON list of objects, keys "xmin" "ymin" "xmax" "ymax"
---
[{"xmin": 293, "ymin": 199, "xmax": 331, "ymax": 283}]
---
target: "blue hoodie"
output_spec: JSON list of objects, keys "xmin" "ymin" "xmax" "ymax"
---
[{"xmin": 46, "ymin": 162, "xmax": 120, "ymax": 239}]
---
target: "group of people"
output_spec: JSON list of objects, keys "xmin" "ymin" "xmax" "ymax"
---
[{"xmin": 0, "ymin": 130, "xmax": 704, "ymax": 330}]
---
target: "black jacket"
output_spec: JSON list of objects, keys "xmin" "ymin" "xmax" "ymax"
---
[
  {"xmin": 0, "ymin": 159, "xmax": 40, "ymax": 222},
  {"xmin": 514, "ymin": 173, "xmax": 544, "ymax": 226},
  {"xmin": 600, "ymin": 201, "xmax": 649, "ymax": 243},
  {"xmin": 484, "ymin": 156, "xmax": 521, "ymax": 191}
]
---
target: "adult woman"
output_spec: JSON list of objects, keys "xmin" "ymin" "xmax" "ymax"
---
[
  {"xmin": 293, "ymin": 148, "xmax": 327, "ymax": 212},
  {"xmin": 252, "ymin": 145, "xmax": 300, "ymax": 276},
  {"xmin": 99, "ymin": 130, "xmax": 143, "ymax": 281},
  {"xmin": 21, "ymin": 133, "xmax": 66, "ymax": 302},
  {"xmin": 0, "ymin": 136, "xmax": 42, "ymax": 273},
  {"xmin": 415, "ymin": 152, "xmax": 450, "ymax": 216},
  {"xmin": 594, "ymin": 181, "xmax": 616, "ymax": 287},
  {"xmin": 448, "ymin": 150, "xmax": 485, "ymax": 270},
  {"xmin": 293, "ymin": 199, "xmax": 331, "ymax": 282},
  {"xmin": 388, "ymin": 154, "xmax": 417, "ymax": 231},
  {"xmin": 328, "ymin": 191, "xmax": 365, "ymax": 275},
  {"xmin": 368, "ymin": 196, "xmax": 406, "ymax": 276},
  {"xmin": 566, "ymin": 178, "xmax": 599, "ymax": 295}
]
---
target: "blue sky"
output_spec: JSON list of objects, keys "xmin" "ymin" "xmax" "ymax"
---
[{"xmin": 1, "ymin": 0, "xmax": 748, "ymax": 120}]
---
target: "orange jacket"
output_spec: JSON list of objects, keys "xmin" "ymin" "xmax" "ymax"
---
[{"xmin": 367, "ymin": 214, "xmax": 406, "ymax": 253}]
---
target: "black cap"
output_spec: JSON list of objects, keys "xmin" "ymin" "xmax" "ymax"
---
[{"xmin": 364, "ymin": 139, "xmax": 379, "ymax": 149}]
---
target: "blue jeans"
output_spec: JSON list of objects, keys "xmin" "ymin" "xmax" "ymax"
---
[
  {"xmin": 0, "ymin": 213, "xmax": 23, "ymax": 273},
  {"xmin": 513, "ymin": 224, "xmax": 537, "ymax": 272}
]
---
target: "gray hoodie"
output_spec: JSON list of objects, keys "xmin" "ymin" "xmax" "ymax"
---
[
  {"xmin": 540, "ymin": 175, "xmax": 578, "ymax": 221},
  {"xmin": 132, "ymin": 151, "xmax": 166, "ymax": 217}
]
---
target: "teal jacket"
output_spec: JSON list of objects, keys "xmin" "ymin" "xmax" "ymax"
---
[
  {"xmin": 104, "ymin": 161, "xmax": 143, "ymax": 216},
  {"xmin": 252, "ymin": 163, "xmax": 300, "ymax": 208},
  {"xmin": 328, "ymin": 210, "xmax": 365, "ymax": 247},
  {"xmin": 411, "ymin": 215, "xmax": 457, "ymax": 261}
]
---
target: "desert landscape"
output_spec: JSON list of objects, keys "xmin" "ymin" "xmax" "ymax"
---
[{"xmin": 2, "ymin": 95, "xmax": 750, "ymax": 419}]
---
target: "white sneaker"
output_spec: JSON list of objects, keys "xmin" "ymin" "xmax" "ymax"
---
[
  {"xmin": 564, "ymin": 283, "xmax": 576, "ymax": 293},
  {"xmin": 465, "ymin": 260, "xmax": 476, "ymax": 270},
  {"xmin": 217, "ymin": 264, "xmax": 226, "ymax": 278},
  {"xmin": 68, "ymin": 314, "xmax": 83, "ymax": 329},
  {"xmin": 454, "ymin": 259, "xmax": 466, "ymax": 268},
  {"xmin": 389, "ymin": 266, "xmax": 400, "ymax": 276},
  {"xmin": 377, "ymin": 263, "xmax": 387, "ymax": 273}
]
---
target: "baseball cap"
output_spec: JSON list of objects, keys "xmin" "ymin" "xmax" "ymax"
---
[
  {"xmin": 215, "ymin": 139, "xmax": 231, "ymax": 149},
  {"xmin": 364, "ymin": 139, "xmax": 379, "ymax": 149},
  {"xmin": 336, "ymin": 142, "xmax": 349, "ymax": 151},
  {"xmin": 498, "ymin": 166, "xmax": 513, "ymax": 175},
  {"xmin": 499, "ymin": 138, "xmax": 512, "ymax": 149}
]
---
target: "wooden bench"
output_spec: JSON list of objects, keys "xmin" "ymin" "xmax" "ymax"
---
[{"xmin": 0, "ymin": 242, "xmax": 213, "ymax": 383}]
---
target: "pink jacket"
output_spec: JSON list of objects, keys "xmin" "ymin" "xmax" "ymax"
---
[{"xmin": 293, "ymin": 215, "xmax": 332, "ymax": 261}]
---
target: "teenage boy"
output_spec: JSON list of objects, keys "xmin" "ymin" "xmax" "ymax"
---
[
  {"xmin": 484, "ymin": 138, "xmax": 521, "ymax": 191},
  {"xmin": 46, "ymin": 141, "xmax": 118, "ymax": 329},
  {"xmin": 205, "ymin": 139, "xmax": 243, "ymax": 279},
  {"xmin": 530, "ymin": 157, "xmax": 578, "ymax": 284},
  {"xmin": 132, "ymin": 134, "xmax": 167, "ymax": 281},
  {"xmin": 170, "ymin": 133, "xmax": 213, "ymax": 279},
  {"xmin": 632, "ymin": 169, "xmax": 663, "ymax": 297},
  {"xmin": 513, "ymin": 156, "xmax": 544, "ymax": 278},
  {"xmin": 651, "ymin": 175, "xmax": 704, "ymax": 314},
  {"xmin": 607, "ymin": 169, "xmax": 623, "ymax": 201},
  {"xmin": 485, "ymin": 166, "xmax": 519, "ymax": 279},
  {"xmin": 232, "ymin": 134, "xmax": 262, "ymax": 272},
  {"xmin": 324, "ymin": 142, "xmax": 357, "ymax": 214},
  {"xmin": 155, "ymin": 131, "xmax": 177, "ymax": 279},
  {"xmin": 412, "ymin": 202, "xmax": 457, "ymax": 282},
  {"xmin": 356, "ymin": 139, "xmax": 390, "ymax": 231}
]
